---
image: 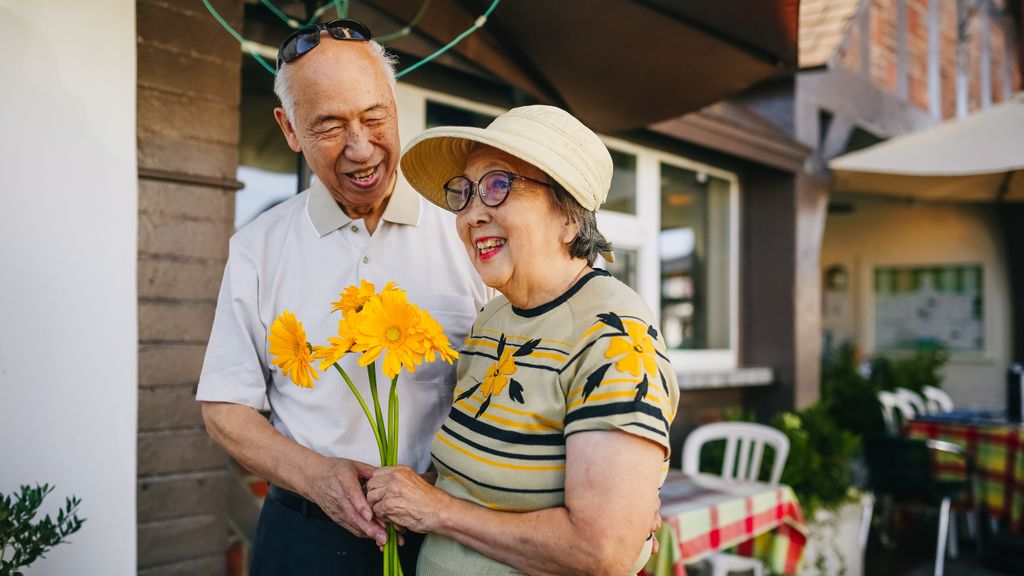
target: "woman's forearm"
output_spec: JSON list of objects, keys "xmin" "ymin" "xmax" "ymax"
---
[{"xmin": 431, "ymin": 496, "xmax": 643, "ymax": 576}]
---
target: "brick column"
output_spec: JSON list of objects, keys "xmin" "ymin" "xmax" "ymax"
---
[{"xmin": 136, "ymin": 0, "xmax": 242, "ymax": 574}]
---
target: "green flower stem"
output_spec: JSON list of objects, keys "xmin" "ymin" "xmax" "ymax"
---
[
  {"xmin": 388, "ymin": 376, "xmax": 399, "ymax": 466},
  {"xmin": 332, "ymin": 363, "xmax": 386, "ymax": 465},
  {"xmin": 385, "ymin": 375, "xmax": 402, "ymax": 576},
  {"xmin": 367, "ymin": 366, "xmax": 390, "ymax": 463}
]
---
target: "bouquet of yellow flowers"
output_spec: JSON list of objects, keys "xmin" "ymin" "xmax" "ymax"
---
[{"xmin": 268, "ymin": 280, "xmax": 459, "ymax": 576}]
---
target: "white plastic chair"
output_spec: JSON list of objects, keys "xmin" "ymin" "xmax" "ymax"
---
[
  {"xmin": 895, "ymin": 387, "xmax": 927, "ymax": 417},
  {"xmin": 681, "ymin": 422, "xmax": 790, "ymax": 576},
  {"xmin": 682, "ymin": 422, "xmax": 790, "ymax": 485},
  {"xmin": 922, "ymin": 385, "xmax": 955, "ymax": 414},
  {"xmin": 877, "ymin": 390, "xmax": 916, "ymax": 435}
]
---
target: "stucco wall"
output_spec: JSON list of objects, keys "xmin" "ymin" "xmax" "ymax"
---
[
  {"xmin": 821, "ymin": 195, "xmax": 1012, "ymax": 407},
  {"xmin": 0, "ymin": 0, "xmax": 138, "ymax": 573}
]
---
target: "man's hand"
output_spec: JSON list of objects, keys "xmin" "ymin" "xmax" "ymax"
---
[
  {"xmin": 309, "ymin": 458, "xmax": 387, "ymax": 544},
  {"xmin": 200, "ymin": 404, "xmax": 390, "ymax": 543}
]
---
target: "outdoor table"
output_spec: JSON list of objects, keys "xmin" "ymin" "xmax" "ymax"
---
[
  {"xmin": 905, "ymin": 415, "xmax": 1024, "ymax": 533},
  {"xmin": 643, "ymin": 471, "xmax": 807, "ymax": 576}
]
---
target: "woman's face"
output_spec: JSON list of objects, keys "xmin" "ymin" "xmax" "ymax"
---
[{"xmin": 455, "ymin": 146, "xmax": 576, "ymax": 300}]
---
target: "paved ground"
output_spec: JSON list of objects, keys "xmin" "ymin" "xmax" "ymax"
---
[{"xmin": 865, "ymin": 513, "xmax": 1024, "ymax": 576}]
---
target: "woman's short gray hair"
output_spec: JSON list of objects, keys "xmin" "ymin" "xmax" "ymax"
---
[
  {"xmin": 548, "ymin": 181, "xmax": 613, "ymax": 265},
  {"xmin": 273, "ymin": 39, "xmax": 399, "ymax": 123}
]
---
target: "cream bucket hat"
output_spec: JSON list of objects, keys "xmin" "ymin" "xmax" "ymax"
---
[{"xmin": 400, "ymin": 105, "xmax": 614, "ymax": 214}]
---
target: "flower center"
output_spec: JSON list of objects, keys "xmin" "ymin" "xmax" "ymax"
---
[
  {"xmin": 385, "ymin": 326, "xmax": 402, "ymax": 342},
  {"xmin": 633, "ymin": 344, "xmax": 645, "ymax": 353}
]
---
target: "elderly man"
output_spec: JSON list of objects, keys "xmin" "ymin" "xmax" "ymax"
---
[{"xmin": 196, "ymin": 20, "xmax": 487, "ymax": 575}]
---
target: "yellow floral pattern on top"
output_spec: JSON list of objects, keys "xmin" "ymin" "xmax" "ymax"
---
[
  {"xmin": 604, "ymin": 318, "xmax": 659, "ymax": 382},
  {"xmin": 481, "ymin": 348, "xmax": 517, "ymax": 397},
  {"xmin": 456, "ymin": 333, "xmax": 538, "ymax": 418}
]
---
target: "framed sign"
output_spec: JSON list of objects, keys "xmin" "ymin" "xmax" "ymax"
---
[{"xmin": 874, "ymin": 265, "xmax": 984, "ymax": 353}]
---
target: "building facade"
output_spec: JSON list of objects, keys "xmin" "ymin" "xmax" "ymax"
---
[{"xmin": 798, "ymin": 0, "xmax": 1021, "ymax": 406}]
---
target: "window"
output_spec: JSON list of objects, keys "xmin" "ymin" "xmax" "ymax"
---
[
  {"xmin": 605, "ymin": 150, "xmax": 637, "ymax": 214},
  {"xmin": 659, "ymin": 164, "xmax": 733, "ymax": 351},
  {"xmin": 601, "ymin": 248, "xmax": 638, "ymax": 290},
  {"xmin": 403, "ymin": 85, "xmax": 740, "ymax": 371},
  {"xmin": 235, "ymin": 166, "xmax": 298, "ymax": 229}
]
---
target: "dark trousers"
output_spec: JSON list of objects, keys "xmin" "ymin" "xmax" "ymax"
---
[{"xmin": 250, "ymin": 487, "xmax": 424, "ymax": 575}]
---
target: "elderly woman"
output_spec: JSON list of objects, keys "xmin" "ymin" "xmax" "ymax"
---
[{"xmin": 366, "ymin": 105, "xmax": 679, "ymax": 576}]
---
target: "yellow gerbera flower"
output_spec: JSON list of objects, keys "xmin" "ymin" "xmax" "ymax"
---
[
  {"xmin": 311, "ymin": 312, "xmax": 361, "ymax": 370},
  {"xmin": 417, "ymin": 309, "xmax": 459, "ymax": 364},
  {"xmin": 331, "ymin": 280, "xmax": 377, "ymax": 315},
  {"xmin": 480, "ymin": 349, "xmax": 517, "ymax": 397},
  {"xmin": 332, "ymin": 280, "xmax": 406, "ymax": 315},
  {"xmin": 604, "ymin": 319, "xmax": 658, "ymax": 380},
  {"xmin": 269, "ymin": 310, "xmax": 319, "ymax": 388},
  {"xmin": 353, "ymin": 290, "xmax": 428, "ymax": 378}
]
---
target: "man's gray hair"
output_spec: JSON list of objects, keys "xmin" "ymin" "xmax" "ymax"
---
[
  {"xmin": 548, "ymin": 181, "xmax": 613, "ymax": 266},
  {"xmin": 273, "ymin": 39, "xmax": 399, "ymax": 123}
]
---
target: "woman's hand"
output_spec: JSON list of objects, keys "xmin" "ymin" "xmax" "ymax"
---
[{"xmin": 366, "ymin": 465, "xmax": 449, "ymax": 534}]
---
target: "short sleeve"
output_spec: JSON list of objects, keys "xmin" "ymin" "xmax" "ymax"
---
[
  {"xmin": 195, "ymin": 243, "xmax": 272, "ymax": 410},
  {"xmin": 563, "ymin": 311, "xmax": 679, "ymax": 455}
]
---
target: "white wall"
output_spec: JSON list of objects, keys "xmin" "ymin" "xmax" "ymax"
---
[
  {"xmin": 821, "ymin": 195, "xmax": 1012, "ymax": 408},
  {"xmin": 0, "ymin": 1, "xmax": 137, "ymax": 574}
]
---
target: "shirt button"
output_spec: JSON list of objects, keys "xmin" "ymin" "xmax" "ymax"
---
[
  {"xmin": 351, "ymin": 225, "xmax": 359, "ymax": 232},
  {"xmin": 362, "ymin": 256, "xmax": 370, "ymax": 264}
]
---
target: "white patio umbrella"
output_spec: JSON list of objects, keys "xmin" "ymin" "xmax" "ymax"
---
[{"xmin": 829, "ymin": 92, "xmax": 1024, "ymax": 202}]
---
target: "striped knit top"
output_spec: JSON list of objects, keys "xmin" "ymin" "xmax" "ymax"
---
[{"xmin": 418, "ymin": 270, "xmax": 680, "ymax": 575}]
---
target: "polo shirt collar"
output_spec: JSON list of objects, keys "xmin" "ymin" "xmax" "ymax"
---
[{"xmin": 307, "ymin": 171, "xmax": 422, "ymax": 237}]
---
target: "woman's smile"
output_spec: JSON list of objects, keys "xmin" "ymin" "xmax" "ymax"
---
[{"xmin": 474, "ymin": 236, "xmax": 507, "ymax": 261}]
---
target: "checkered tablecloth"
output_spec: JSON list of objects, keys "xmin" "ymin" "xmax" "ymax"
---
[
  {"xmin": 643, "ymin": 472, "xmax": 807, "ymax": 576},
  {"xmin": 906, "ymin": 419, "xmax": 1024, "ymax": 533}
]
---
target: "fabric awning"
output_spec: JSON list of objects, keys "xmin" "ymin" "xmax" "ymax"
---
[{"xmin": 828, "ymin": 93, "xmax": 1024, "ymax": 202}]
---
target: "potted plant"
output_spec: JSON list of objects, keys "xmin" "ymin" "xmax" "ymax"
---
[{"xmin": 769, "ymin": 405, "xmax": 865, "ymax": 576}]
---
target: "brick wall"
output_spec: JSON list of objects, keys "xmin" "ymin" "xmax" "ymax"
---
[
  {"xmin": 838, "ymin": 0, "xmax": 1020, "ymax": 118},
  {"xmin": 136, "ymin": 0, "xmax": 242, "ymax": 574},
  {"xmin": 939, "ymin": 0, "xmax": 959, "ymax": 119},
  {"xmin": 869, "ymin": 0, "xmax": 899, "ymax": 94}
]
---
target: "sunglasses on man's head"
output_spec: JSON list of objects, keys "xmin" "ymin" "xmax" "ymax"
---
[
  {"xmin": 276, "ymin": 19, "xmax": 373, "ymax": 69},
  {"xmin": 443, "ymin": 170, "xmax": 552, "ymax": 212}
]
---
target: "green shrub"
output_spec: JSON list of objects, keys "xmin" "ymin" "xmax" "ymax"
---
[
  {"xmin": 820, "ymin": 343, "xmax": 949, "ymax": 437},
  {"xmin": 0, "ymin": 484, "xmax": 84, "ymax": 576},
  {"xmin": 868, "ymin": 346, "xmax": 949, "ymax": 394},
  {"xmin": 821, "ymin": 344, "xmax": 885, "ymax": 436},
  {"xmin": 771, "ymin": 404, "xmax": 860, "ymax": 517}
]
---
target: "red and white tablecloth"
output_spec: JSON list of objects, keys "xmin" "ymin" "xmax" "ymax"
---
[{"xmin": 643, "ymin": 472, "xmax": 807, "ymax": 576}]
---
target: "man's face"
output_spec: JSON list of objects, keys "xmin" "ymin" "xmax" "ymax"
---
[{"xmin": 274, "ymin": 39, "xmax": 400, "ymax": 217}]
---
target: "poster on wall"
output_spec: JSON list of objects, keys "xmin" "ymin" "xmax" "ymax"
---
[{"xmin": 874, "ymin": 264, "xmax": 984, "ymax": 353}]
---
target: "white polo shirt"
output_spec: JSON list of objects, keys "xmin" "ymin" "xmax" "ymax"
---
[{"xmin": 197, "ymin": 174, "xmax": 488, "ymax": 472}]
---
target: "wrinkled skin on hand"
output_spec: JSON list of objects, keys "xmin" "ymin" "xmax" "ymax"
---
[
  {"xmin": 312, "ymin": 458, "xmax": 388, "ymax": 545},
  {"xmin": 366, "ymin": 465, "xmax": 447, "ymax": 535}
]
